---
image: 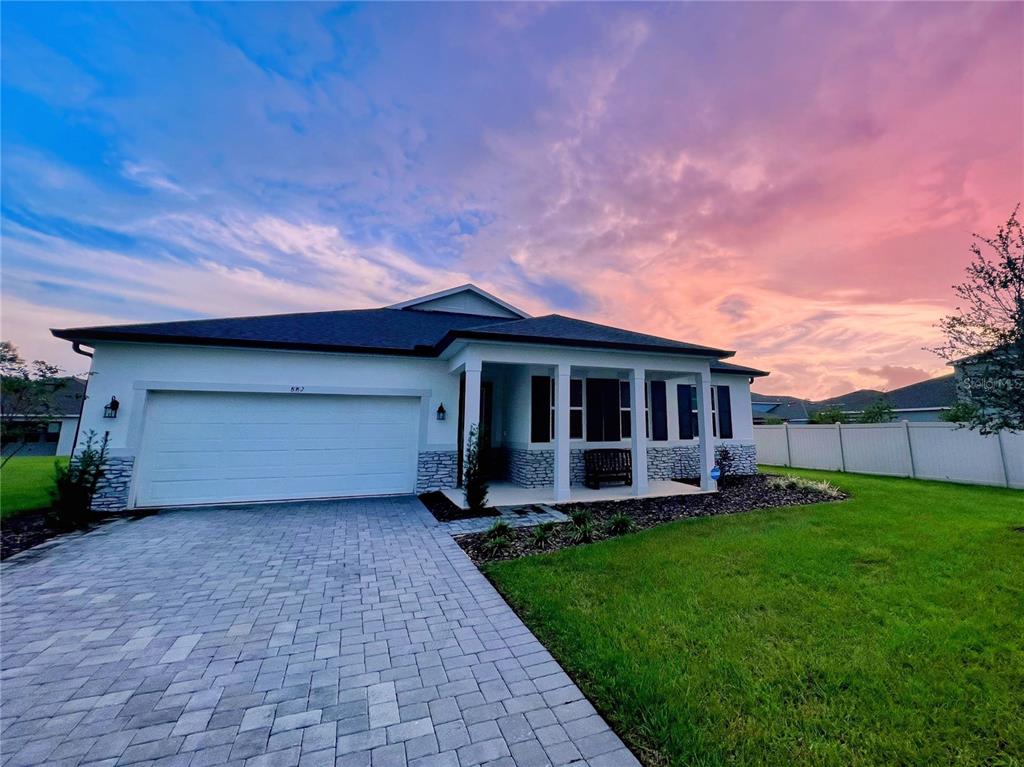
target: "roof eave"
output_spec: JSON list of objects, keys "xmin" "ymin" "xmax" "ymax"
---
[
  {"xmin": 436, "ymin": 329, "xmax": 734, "ymax": 359},
  {"xmin": 51, "ymin": 329, "xmax": 438, "ymax": 358}
]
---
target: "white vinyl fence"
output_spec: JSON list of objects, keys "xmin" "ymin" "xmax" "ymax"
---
[{"xmin": 755, "ymin": 422, "xmax": 1024, "ymax": 489}]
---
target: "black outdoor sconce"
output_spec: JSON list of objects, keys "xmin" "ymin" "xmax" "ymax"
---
[
  {"xmin": 103, "ymin": 396, "xmax": 120, "ymax": 419},
  {"xmin": 436, "ymin": 403, "xmax": 446, "ymax": 421}
]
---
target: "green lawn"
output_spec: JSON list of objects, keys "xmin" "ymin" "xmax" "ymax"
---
[
  {"xmin": 486, "ymin": 468, "xmax": 1024, "ymax": 767},
  {"xmin": 0, "ymin": 455, "xmax": 66, "ymax": 519}
]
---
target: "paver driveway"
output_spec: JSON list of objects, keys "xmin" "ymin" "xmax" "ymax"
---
[{"xmin": 1, "ymin": 497, "xmax": 637, "ymax": 767}]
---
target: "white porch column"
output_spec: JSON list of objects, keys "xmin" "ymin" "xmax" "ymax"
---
[
  {"xmin": 696, "ymin": 368, "xmax": 718, "ymax": 492},
  {"xmin": 553, "ymin": 364, "xmax": 571, "ymax": 502},
  {"xmin": 629, "ymin": 368, "xmax": 649, "ymax": 495},
  {"xmin": 462, "ymin": 363, "xmax": 482, "ymax": 484}
]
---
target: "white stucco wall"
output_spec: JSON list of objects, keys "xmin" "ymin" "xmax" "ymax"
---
[
  {"xmin": 76, "ymin": 342, "xmax": 462, "ymax": 457},
  {"xmin": 56, "ymin": 417, "xmax": 79, "ymax": 456}
]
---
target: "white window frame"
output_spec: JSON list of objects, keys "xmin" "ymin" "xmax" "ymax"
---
[{"xmin": 549, "ymin": 377, "xmax": 585, "ymax": 440}]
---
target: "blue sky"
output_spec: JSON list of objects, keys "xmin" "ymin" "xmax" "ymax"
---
[{"xmin": 2, "ymin": 2, "xmax": 1021, "ymax": 397}]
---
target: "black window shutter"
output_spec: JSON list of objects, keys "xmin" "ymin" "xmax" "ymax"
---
[
  {"xmin": 531, "ymin": 376, "xmax": 551, "ymax": 443},
  {"xmin": 650, "ymin": 381, "xmax": 668, "ymax": 441},
  {"xmin": 585, "ymin": 378, "xmax": 604, "ymax": 441},
  {"xmin": 717, "ymin": 385, "xmax": 733, "ymax": 439},
  {"xmin": 602, "ymin": 379, "xmax": 621, "ymax": 441},
  {"xmin": 677, "ymin": 384, "xmax": 693, "ymax": 439}
]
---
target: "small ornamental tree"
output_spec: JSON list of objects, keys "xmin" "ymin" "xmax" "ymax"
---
[
  {"xmin": 931, "ymin": 205, "xmax": 1024, "ymax": 433},
  {"xmin": 857, "ymin": 397, "xmax": 895, "ymax": 424},
  {"xmin": 810, "ymin": 406, "xmax": 847, "ymax": 424},
  {"xmin": 1, "ymin": 341, "xmax": 67, "ymax": 467},
  {"xmin": 939, "ymin": 401, "xmax": 979, "ymax": 423},
  {"xmin": 50, "ymin": 430, "xmax": 109, "ymax": 529},
  {"xmin": 715, "ymin": 445, "xmax": 735, "ymax": 486},
  {"xmin": 462, "ymin": 424, "xmax": 489, "ymax": 512}
]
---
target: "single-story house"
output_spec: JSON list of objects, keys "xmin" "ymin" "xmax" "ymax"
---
[
  {"xmin": 52, "ymin": 284, "xmax": 767, "ymax": 511},
  {"xmin": 1, "ymin": 377, "xmax": 85, "ymax": 457}
]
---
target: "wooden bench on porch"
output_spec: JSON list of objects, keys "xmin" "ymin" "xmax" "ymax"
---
[{"xmin": 583, "ymin": 448, "xmax": 632, "ymax": 489}]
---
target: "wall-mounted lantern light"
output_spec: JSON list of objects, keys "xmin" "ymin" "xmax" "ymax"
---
[
  {"xmin": 436, "ymin": 403, "xmax": 446, "ymax": 421},
  {"xmin": 103, "ymin": 396, "xmax": 120, "ymax": 419}
]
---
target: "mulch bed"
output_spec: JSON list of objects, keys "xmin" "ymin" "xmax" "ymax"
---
[
  {"xmin": 456, "ymin": 473, "xmax": 847, "ymax": 563},
  {"xmin": 1, "ymin": 509, "xmax": 129, "ymax": 561},
  {"xmin": 418, "ymin": 491, "xmax": 499, "ymax": 523}
]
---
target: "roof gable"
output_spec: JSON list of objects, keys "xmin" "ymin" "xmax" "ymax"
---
[{"xmin": 388, "ymin": 284, "xmax": 528, "ymax": 319}]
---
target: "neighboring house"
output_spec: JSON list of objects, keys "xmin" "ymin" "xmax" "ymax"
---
[
  {"xmin": 753, "ymin": 373, "xmax": 959, "ymax": 424},
  {"xmin": 750, "ymin": 394, "xmax": 810, "ymax": 424},
  {"xmin": 0, "ymin": 377, "xmax": 85, "ymax": 457},
  {"xmin": 817, "ymin": 375, "xmax": 958, "ymax": 421},
  {"xmin": 52, "ymin": 284, "xmax": 767, "ymax": 511}
]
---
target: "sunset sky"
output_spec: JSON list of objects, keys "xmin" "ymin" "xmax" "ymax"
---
[{"xmin": 2, "ymin": 2, "xmax": 1021, "ymax": 398}]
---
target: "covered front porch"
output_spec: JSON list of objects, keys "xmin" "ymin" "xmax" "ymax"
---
[
  {"xmin": 442, "ymin": 478, "xmax": 708, "ymax": 509},
  {"xmin": 448, "ymin": 341, "xmax": 730, "ymax": 503}
]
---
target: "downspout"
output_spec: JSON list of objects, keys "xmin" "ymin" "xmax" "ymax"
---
[{"xmin": 69, "ymin": 342, "xmax": 95, "ymax": 454}]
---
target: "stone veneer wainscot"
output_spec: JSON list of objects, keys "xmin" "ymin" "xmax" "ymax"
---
[
  {"xmin": 416, "ymin": 450, "xmax": 458, "ymax": 493},
  {"xmin": 509, "ymin": 442, "xmax": 758, "ymax": 487},
  {"xmin": 91, "ymin": 456, "xmax": 135, "ymax": 512}
]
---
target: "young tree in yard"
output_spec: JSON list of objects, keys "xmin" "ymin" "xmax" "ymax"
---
[
  {"xmin": 50, "ymin": 430, "xmax": 109, "ymax": 529},
  {"xmin": 1, "ymin": 341, "xmax": 66, "ymax": 467},
  {"xmin": 857, "ymin": 397, "xmax": 895, "ymax": 424},
  {"xmin": 463, "ymin": 424, "xmax": 489, "ymax": 512},
  {"xmin": 939, "ymin": 401, "xmax": 980, "ymax": 423},
  {"xmin": 810, "ymin": 406, "xmax": 847, "ymax": 424},
  {"xmin": 932, "ymin": 205, "xmax": 1024, "ymax": 433}
]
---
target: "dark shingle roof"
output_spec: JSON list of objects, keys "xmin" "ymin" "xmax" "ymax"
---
[
  {"xmin": 1, "ymin": 377, "xmax": 86, "ymax": 417},
  {"xmin": 52, "ymin": 309, "xmax": 513, "ymax": 357},
  {"xmin": 886, "ymin": 374, "xmax": 957, "ymax": 409},
  {"xmin": 750, "ymin": 393, "xmax": 811, "ymax": 421},
  {"xmin": 53, "ymin": 305, "xmax": 758, "ymax": 364},
  {"xmin": 710, "ymin": 360, "xmax": 769, "ymax": 377},
  {"xmin": 816, "ymin": 389, "xmax": 885, "ymax": 410},
  {"xmin": 436, "ymin": 314, "xmax": 733, "ymax": 358}
]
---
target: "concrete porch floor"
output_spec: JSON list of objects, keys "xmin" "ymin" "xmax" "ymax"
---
[{"xmin": 442, "ymin": 479, "xmax": 709, "ymax": 509}]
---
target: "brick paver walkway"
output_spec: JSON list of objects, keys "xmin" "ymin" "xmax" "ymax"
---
[{"xmin": 0, "ymin": 497, "xmax": 637, "ymax": 767}]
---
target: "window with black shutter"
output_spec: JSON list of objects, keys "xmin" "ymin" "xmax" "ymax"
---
[
  {"xmin": 716, "ymin": 385, "xmax": 733, "ymax": 439},
  {"xmin": 531, "ymin": 376, "xmax": 551, "ymax": 443},
  {"xmin": 650, "ymin": 380, "xmax": 668, "ymax": 441},
  {"xmin": 677, "ymin": 384, "xmax": 698, "ymax": 439}
]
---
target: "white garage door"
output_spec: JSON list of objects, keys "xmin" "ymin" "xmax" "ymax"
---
[{"xmin": 136, "ymin": 391, "xmax": 420, "ymax": 507}]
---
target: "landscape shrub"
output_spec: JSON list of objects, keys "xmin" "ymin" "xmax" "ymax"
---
[
  {"xmin": 605, "ymin": 511, "xmax": 635, "ymax": 535},
  {"xmin": 530, "ymin": 521, "xmax": 556, "ymax": 548},
  {"xmin": 568, "ymin": 507, "xmax": 592, "ymax": 526},
  {"xmin": 766, "ymin": 475, "xmax": 844, "ymax": 499},
  {"xmin": 568, "ymin": 520, "xmax": 595, "ymax": 544},
  {"xmin": 49, "ymin": 430, "xmax": 109, "ymax": 529},
  {"xmin": 463, "ymin": 424, "xmax": 489, "ymax": 512},
  {"xmin": 484, "ymin": 519, "xmax": 511, "ymax": 540}
]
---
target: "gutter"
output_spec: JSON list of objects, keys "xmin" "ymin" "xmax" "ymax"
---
[{"xmin": 68, "ymin": 342, "xmax": 95, "ymax": 454}]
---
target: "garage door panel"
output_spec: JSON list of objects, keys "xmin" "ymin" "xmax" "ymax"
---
[{"xmin": 137, "ymin": 392, "xmax": 419, "ymax": 506}]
